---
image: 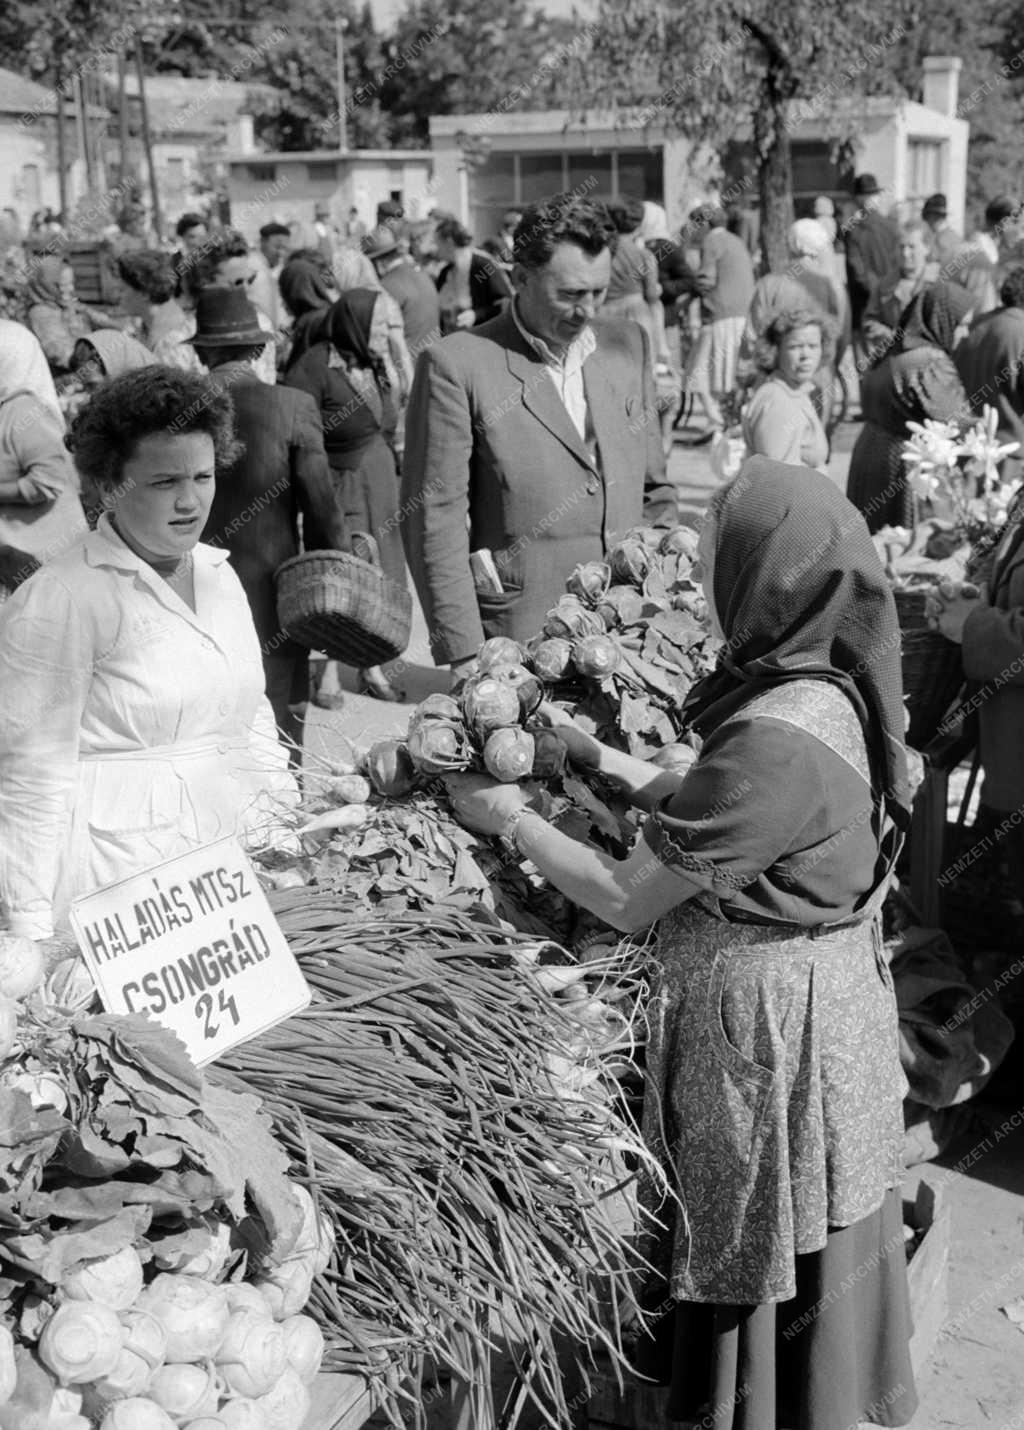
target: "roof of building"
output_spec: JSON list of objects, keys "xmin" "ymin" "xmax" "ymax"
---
[
  {"xmin": 118, "ymin": 73, "xmax": 278, "ymax": 137},
  {"xmin": 225, "ymin": 148, "xmax": 433, "ymax": 164},
  {"xmin": 0, "ymin": 65, "xmax": 107, "ymax": 119}
]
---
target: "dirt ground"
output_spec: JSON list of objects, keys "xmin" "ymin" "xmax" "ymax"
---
[{"xmin": 305, "ymin": 422, "xmax": 1024, "ymax": 1430}]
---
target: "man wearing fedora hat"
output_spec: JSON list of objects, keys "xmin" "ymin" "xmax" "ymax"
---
[
  {"xmin": 362, "ymin": 224, "xmax": 441, "ymax": 356},
  {"xmin": 192, "ymin": 289, "xmax": 348, "ymax": 754},
  {"xmin": 845, "ymin": 174, "xmax": 900, "ymax": 364},
  {"xmin": 921, "ymin": 193, "xmax": 963, "ymax": 275}
]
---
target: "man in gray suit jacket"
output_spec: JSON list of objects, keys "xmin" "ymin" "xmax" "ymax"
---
[{"xmin": 401, "ymin": 194, "xmax": 678, "ymax": 676}]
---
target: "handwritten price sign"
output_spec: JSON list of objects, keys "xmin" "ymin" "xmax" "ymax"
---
[{"xmin": 70, "ymin": 837, "xmax": 310, "ymax": 1065}]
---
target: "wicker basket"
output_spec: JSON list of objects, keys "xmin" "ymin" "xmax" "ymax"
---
[
  {"xmin": 275, "ymin": 541, "xmax": 412, "ymax": 668},
  {"xmin": 894, "ymin": 585, "xmax": 965, "ymax": 750}
]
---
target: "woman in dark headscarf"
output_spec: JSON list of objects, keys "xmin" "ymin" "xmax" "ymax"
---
[
  {"xmin": 443, "ymin": 460, "xmax": 917, "ymax": 1430},
  {"xmin": 25, "ymin": 255, "xmax": 110, "ymax": 374},
  {"xmin": 847, "ymin": 279, "xmax": 973, "ymax": 531},
  {"xmin": 284, "ymin": 287, "xmax": 407, "ymax": 702},
  {"xmin": 278, "ymin": 250, "xmax": 338, "ymax": 373}
]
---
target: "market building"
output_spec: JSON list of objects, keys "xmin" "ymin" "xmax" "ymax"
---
[
  {"xmin": 0, "ymin": 66, "xmax": 108, "ymax": 231},
  {"xmin": 221, "ymin": 146, "xmax": 435, "ymax": 241},
  {"xmin": 427, "ymin": 54, "xmax": 968, "ymax": 239}
]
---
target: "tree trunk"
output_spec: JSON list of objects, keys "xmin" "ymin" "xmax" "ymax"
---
[{"xmin": 757, "ymin": 68, "xmax": 794, "ymax": 272}]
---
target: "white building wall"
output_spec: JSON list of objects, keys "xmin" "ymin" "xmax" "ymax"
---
[{"xmin": 0, "ymin": 116, "xmax": 90, "ymax": 230}]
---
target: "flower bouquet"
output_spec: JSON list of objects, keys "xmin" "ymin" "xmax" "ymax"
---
[{"xmin": 901, "ymin": 406, "xmax": 1021, "ymax": 564}]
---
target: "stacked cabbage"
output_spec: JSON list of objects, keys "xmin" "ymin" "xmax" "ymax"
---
[{"xmin": 0, "ymin": 964, "xmax": 335, "ymax": 1430}]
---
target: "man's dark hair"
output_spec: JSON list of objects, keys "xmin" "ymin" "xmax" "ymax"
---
[
  {"xmin": 434, "ymin": 216, "xmax": 473, "ymax": 248},
  {"xmin": 376, "ymin": 199, "xmax": 404, "ymax": 221},
  {"xmin": 185, "ymin": 230, "xmax": 250, "ymax": 292},
  {"xmin": 1001, "ymin": 265, "xmax": 1024, "ymax": 310},
  {"xmin": 687, "ymin": 203, "xmax": 727, "ymax": 231},
  {"xmin": 67, "ymin": 367, "xmax": 240, "ymax": 491},
  {"xmin": 512, "ymin": 194, "xmax": 611, "ymax": 271},
  {"xmin": 175, "ymin": 211, "xmax": 207, "ymax": 239},
  {"xmin": 116, "ymin": 250, "xmax": 178, "ymax": 305},
  {"xmin": 197, "ymin": 342, "xmax": 268, "ymax": 370},
  {"xmin": 986, "ymin": 195, "xmax": 1020, "ymax": 231},
  {"xmin": 259, "ymin": 222, "xmax": 290, "ymax": 240}
]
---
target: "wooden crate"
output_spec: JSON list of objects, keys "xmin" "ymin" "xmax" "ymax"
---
[
  {"xmin": 303, "ymin": 1372, "xmax": 375, "ymax": 1430},
  {"xmin": 904, "ymin": 1174, "xmax": 951, "ymax": 1385}
]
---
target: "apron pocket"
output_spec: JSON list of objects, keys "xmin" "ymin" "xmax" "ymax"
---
[{"xmin": 707, "ymin": 951, "xmax": 779, "ymax": 1085}]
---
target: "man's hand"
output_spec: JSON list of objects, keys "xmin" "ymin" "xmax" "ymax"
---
[
  {"xmin": 449, "ymin": 656, "xmax": 477, "ymax": 687},
  {"xmin": 455, "ymin": 309, "xmax": 476, "ymax": 330}
]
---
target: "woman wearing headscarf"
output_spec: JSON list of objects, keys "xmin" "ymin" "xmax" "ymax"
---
[
  {"xmin": 285, "ymin": 287, "xmax": 407, "ymax": 702},
  {"xmin": 847, "ymin": 281, "xmax": 973, "ymax": 531},
  {"xmin": 25, "ymin": 255, "xmax": 110, "ymax": 373},
  {"xmin": 65, "ymin": 330, "xmax": 157, "ymax": 516},
  {"xmin": 279, "ymin": 251, "xmax": 338, "ymax": 372},
  {"xmin": 0, "ymin": 319, "xmax": 86, "ymax": 583},
  {"xmin": 444, "ymin": 460, "xmax": 916, "ymax": 1430}
]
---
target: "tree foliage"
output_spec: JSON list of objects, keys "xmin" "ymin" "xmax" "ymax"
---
[
  {"xmin": 585, "ymin": 0, "xmax": 916, "ymax": 267},
  {"xmin": 375, "ymin": 0, "xmax": 577, "ymax": 147}
]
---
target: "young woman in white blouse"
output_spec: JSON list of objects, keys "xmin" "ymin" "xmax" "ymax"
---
[{"xmin": 0, "ymin": 367, "xmax": 296, "ymax": 941}]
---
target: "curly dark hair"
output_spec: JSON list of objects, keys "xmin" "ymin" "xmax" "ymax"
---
[
  {"xmin": 178, "ymin": 229, "xmax": 250, "ymax": 296},
  {"xmin": 66, "ymin": 367, "xmax": 240, "ymax": 492},
  {"xmin": 1000, "ymin": 265, "xmax": 1024, "ymax": 310},
  {"xmin": 116, "ymin": 250, "xmax": 178, "ymax": 304},
  {"xmin": 433, "ymin": 216, "xmax": 473, "ymax": 247},
  {"xmin": 756, "ymin": 307, "xmax": 837, "ymax": 373},
  {"xmin": 512, "ymin": 194, "xmax": 611, "ymax": 270},
  {"xmin": 605, "ymin": 195, "xmax": 645, "ymax": 235},
  {"xmin": 175, "ymin": 211, "xmax": 207, "ymax": 239}
]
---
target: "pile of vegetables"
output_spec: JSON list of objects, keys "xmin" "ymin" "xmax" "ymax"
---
[
  {"xmin": 253, "ymin": 522, "xmax": 712, "ymax": 941},
  {"xmin": 359, "ymin": 524, "xmax": 711, "ymax": 792},
  {"xmin": 0, "ymin": 936, "xmax": 334, "ymax": 1430},
  {"xmin": 215, "ymin": 894, "xmax": 667, "ymax": 1429}
]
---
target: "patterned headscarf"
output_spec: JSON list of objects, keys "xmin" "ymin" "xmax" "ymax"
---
[
  {"xmin": 324, "ymin": 289, "xmax": 389, "ymax": 390},
  {"xmin": 683, "ymin": 457, "xmax": 911, "ymax": 829},
  {"xmin": 894, "ymin": 280, "xmax": 973, "ymax": 355},
  {"xmin": 278, "ymin": 256, "xmax": 334, "ymax": 319},
  {"xmin": 25, "ymin": 255, "xmax": 66, "ymax": 307}
]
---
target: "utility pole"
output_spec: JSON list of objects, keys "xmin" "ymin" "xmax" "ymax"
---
[
  {"xmin": 335, "ymin": 17, "xmax": 348, "ymax": 152},
  {"xmin": 55, "ymin": 59, "xmax": 69, "ymax": 219},
  {"xmin": 134, "ymin": 37, "xmax": 163, "ymax": 241}
]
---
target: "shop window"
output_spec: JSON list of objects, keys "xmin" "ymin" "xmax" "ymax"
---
[
  {"xmin": 519, "ymin": 152, "xmax": 565, "ymax": 203},
  {"xmin": 567, "ymin": 152, "xmax": 612, "ymax": 198}
]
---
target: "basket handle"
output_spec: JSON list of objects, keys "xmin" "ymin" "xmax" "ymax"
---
[{"xmin": 350, "ymin": 531, "xmax": 381, "ymax": 568}]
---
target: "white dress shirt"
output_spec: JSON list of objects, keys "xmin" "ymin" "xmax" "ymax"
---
[{"xmin": 510, "ymin": 300, "xmax": 596, "ymax": 442}]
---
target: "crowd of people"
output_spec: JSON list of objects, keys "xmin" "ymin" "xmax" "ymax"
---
[{"xmin": 2, "ymin": 177, "xmax": 1024, "ymax": 1430}]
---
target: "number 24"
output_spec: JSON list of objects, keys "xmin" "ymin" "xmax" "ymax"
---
[{"xmin": 195, "ymin": 989, "xmax": 240, "ymax": 1040}]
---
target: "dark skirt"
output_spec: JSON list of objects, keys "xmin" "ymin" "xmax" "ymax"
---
[
  {"xmin": 326, "ymin": 435, "xmax": 406, "ymax": 588},
  {"xmin": 636, "ymin": 1187, "xmax": 917, "ymax": 1429},
  {"xmin": 846, "ymin": 422, "xmax": 911, "ymax": 533}
]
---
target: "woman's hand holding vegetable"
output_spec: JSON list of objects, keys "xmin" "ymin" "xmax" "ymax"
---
[
  {"xmin": 444, "ymin": 772, "xmax": 527, "ymax": 837},
  {"xmin": 537, "ymin": 702, "xmax": 603, "ymax": 770}
]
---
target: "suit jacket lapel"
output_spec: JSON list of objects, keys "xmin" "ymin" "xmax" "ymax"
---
[
  {"xmin": 582, "ymin": 347, "xmax": 619, "ymax": 481},
  {"xmin": 503, "ymin": 320, "xmax": 594, "ymax": 471}
]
